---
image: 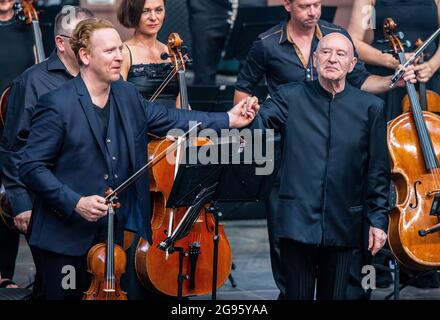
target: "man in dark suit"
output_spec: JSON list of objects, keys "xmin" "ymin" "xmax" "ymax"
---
[
  {"xmin": 18, "ymin": 18, "xmax": 256, "ymax": 300},
  {"xmin": 245, "ymin": 32, "xmax": 390, "ymax": 300}
]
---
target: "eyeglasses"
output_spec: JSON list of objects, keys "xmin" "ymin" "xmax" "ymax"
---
[{"xmin": 59, "ymin": 34, "xmax": 71, "ymax": 39}]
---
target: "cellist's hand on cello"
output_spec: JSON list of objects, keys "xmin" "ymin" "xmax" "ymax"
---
[
  {"xmin": 227, "ymin": 96, "xmax": 260, "ymax": 128},
  {"xmin": 368, "ymin": 226, "xmax": 388, "ymax": 256},
  {"xmin": 414, "ymin": 60, "xmax": 436, "ymax": 83}
]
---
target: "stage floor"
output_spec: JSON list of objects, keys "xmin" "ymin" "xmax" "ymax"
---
[{"xmin": 11, "ymin": 219, "xmax": 440, "ymax": 300}]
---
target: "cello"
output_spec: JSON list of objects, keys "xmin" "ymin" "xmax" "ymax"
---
[
  {"xmin": 386, "ymin": 18, "xmax": 440, "ymax": 270},
  {"xmin": 0, "ymin": 0, "xmax": 45, "ymax": 128},
  {"xmin": 83, "ymin": 188, "xmax": 127, "ymax": 300},
  {"xmin": 134, "ymin": 33, "xmax": 232, "ymax": 297},
  {"xmin": 402, "ymin": 38, "xmax": 440, "ymax": 113}
]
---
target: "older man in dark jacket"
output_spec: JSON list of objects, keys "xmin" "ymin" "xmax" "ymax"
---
[{"xmin": 247, "ymin": 32, "xmax": 390, "ymax": 300}]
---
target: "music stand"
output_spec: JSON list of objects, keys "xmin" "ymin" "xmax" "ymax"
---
[
  {"xmin": 224, "ymin": 5, "xmax": 337, "ymax": 61},
  {"xmin": 163, "ymin": 145, "xmax": 275, "ymax": 300}
]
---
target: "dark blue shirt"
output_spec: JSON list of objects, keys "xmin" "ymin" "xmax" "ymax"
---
[
  {"xmin": 0, "ymin": 51, "xmax": 74, "ymax": 216},
  {"xmin": 235, "ymin": 20, "xmax": 371, "ymax": 96},
  {"xmin": 92, "ymin": 94, "xmax": 131, "ymax": 245}
]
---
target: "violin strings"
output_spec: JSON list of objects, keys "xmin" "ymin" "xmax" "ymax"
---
[{"xmin": 149, "ymin": 55, "xmax": 187, "ymax": 102}]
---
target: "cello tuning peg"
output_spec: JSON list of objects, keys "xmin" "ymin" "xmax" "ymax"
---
[
  {"xmin": 397, "ymin": 31, "xmax": 405, "ymax": 40},
  {"xmin": 403, "ymin": 40, "xmax": 412, "ymax": 48}
]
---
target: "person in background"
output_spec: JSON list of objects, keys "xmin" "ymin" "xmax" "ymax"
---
[
  {"xmin": 187, "ymin": 0, "xmax": 236, "ymax": 84},
  {"xmin": 0, "ymin": 5, "xmax": 94, "ymax": 291}
]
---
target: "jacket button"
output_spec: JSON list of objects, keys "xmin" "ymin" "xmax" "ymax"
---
[
  {"xmin": 104, "ymin": 174, "xmax": 109, "ymax": 180},
  {"xmin": 114, "ymin": 174, "xmax": 118, "ymax": 179}
]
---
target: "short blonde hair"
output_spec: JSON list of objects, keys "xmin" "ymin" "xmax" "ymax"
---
[{"xmin": 70, "ymin": 18, "xmax": 116, "ymax": 66}]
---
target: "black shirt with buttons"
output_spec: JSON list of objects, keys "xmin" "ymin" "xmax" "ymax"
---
[
  {"xmin": 91, "ymin": 93, "xmax": 131, "ymax": 242},
  {"xmin": 235, "ymin": 19, "xmax": 371, "ymax": 97}
]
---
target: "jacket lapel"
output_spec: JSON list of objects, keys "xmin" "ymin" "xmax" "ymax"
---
[
  {"xmin": 111, "ymin": 84, "xmax": 136, "ymax": 170},
  {"xmin": 73, "ymin": 76, "xmax": 107, "ymax": 157}
]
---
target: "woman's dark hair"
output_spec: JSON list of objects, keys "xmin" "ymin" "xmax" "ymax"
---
[{"xmin": 117, "ymin": 0, "xmax": 166, "ymax": 29}]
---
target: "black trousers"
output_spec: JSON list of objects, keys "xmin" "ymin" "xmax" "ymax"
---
[
  {"xmin": 0, "ymin": 217, "xmax": 19, "ymax": 279},
  {"xmin": 30, "ymin": 245, "xmax": 90, "ymax": 300},
  {"xmin": 266, "ymin": 183, "xmax": 285, "ymax": 299},
  {"xmin": 29, "ymin": 217, "xmax": 127, "ymax": 300},
  {"xmin": 187, "ymin": 0, "xmax": 231, "ymax": 84},
  {"xmin": 280, "ymin": 239, "xmax": 353, "ymax": 300}
]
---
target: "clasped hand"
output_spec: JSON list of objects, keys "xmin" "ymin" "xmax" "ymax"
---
[{"xmin": 228, "ymin": 96, "xmax": 260, "ymax": 128}]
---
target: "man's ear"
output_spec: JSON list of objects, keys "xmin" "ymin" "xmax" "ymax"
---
[
  {"xmin": 79, "ymin": 47, "xmax": 89, "ymax": 66},
  {"xmin": 54, "ymin": 35, "xmax": 64, "ymax": 53},
  {"xmin": 283, "ymin": 0, "xmax": 293, "ymax": 13},
  {"xmin": 348, "ymin": 56, "xmax": 357, "ymax": 73}
]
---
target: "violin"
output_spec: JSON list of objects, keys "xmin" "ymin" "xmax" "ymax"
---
[
  {"xmin": 386, "ymin": 18, "xmax": 440, "ymax": 270},
  {"xmin": 134, "ymin": 33, "xmax": 232, "ymax": 297},
  {"xmin": 83, "ymin": 188, "xmax": 127, "ymax": 300},
  {"xmin": 402, "ymin": 38, "xmax": 440, "ymax": 113},
  {"xmin": 0, "ymin": 0, "xmax": 45, "ymax": 128}
]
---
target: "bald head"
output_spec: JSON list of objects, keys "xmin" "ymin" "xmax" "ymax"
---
[
  {"xmin": 313, "ymin": 32, "xmax": 357, "ymax": 82},
  {"xmin": 316, "ymin": 33, "xmax": 355, "ymax": 59}
]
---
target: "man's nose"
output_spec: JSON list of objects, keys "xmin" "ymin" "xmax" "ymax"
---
[
  {"xmin": 115, "ymin": 50, "xmax": 123, "ymax": 62},
  {"xmin": 308, "ymin": 6, "xmax": 317, "ymax": 16},
  {"xmin": 328, "ymin": 51, "xmax": 338, "ymax": 62}
]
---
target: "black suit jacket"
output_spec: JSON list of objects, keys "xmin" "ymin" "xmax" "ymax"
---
[{"xmin": 19, "ymin": 76, "xmax": 229, "ymax": 256}]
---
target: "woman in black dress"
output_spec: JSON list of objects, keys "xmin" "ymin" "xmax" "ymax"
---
[
  {"xmin": 117, "ymin": 0, "xmax": 183, "ymax": 300},
  {"xmin": 118, "ymin": 0, "xmax": 179, "ymax": 108},
  {"xmin": 349, "ymin": 0, "xmax": 440, "ymax": 121}
]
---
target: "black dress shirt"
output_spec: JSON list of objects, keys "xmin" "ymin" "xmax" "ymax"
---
[
  {"xmin": 0, "ymin": 51, "xmax": 74, "ymax": 216},
  {"xmin": 252, "ymin": 80, "xmax": 390, "ymax": 248},
  {"xmin": 235, "ymin": 19, "xmax": 371, "ymax": 96},
  {"xmin": 0, "ymin": 17, "xmax": 35, "ymax": 95}
]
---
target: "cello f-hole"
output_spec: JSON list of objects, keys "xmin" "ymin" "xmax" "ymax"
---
[{"xmin": 409, "ymin": 180, "xmax": 422, "ymax": 209}]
